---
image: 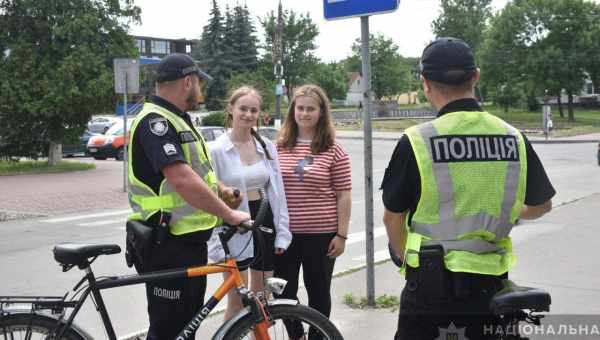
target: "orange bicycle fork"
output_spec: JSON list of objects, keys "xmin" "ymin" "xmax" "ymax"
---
[{"xmin": 175, "ymin": 258, "xmax": 273, "ymax": 340}]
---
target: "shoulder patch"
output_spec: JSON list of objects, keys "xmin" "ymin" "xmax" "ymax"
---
[
  {"xmin": 179, "ymin": 131, "xmax": 197, "ymax": 144},
  {"xmin": 149, "ymin": 117, "xmax": 168, "ymax": 136},
  {"xmin": 163, "ymin": 143, "xmax": 178, "ymax": 156}
]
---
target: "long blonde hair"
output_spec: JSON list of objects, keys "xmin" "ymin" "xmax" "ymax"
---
[
  {"xmin": 224, "ymin": 86, "xmax": 272, "ymax": 160},
  {"xmin": 277, "ymin": 84, "xmax": 335, "ymax": 154}
]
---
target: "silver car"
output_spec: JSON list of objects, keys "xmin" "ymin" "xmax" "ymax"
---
[{"xmin": 87, "ymin": 116, "xmax": 119, "ymax": 134}]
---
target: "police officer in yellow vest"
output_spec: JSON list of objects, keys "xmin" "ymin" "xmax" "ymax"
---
[
  {"xmin": 382, "ymin": 38, "xmax": 555, "ymax": 340},
  {"xmin": 127, "ymin": 53, "xmax": 249, "ymax": 340}
]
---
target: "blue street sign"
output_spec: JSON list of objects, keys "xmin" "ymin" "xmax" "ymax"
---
[{"xmin": 324, "ymin": 0, "xmax": 400, "ymax": 20}]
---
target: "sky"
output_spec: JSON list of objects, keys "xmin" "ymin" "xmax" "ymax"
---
[{"xmin": 130, "ymin": 0, "xmax": 510, "ymax": 62}]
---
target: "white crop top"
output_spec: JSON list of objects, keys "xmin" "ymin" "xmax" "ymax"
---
[{"xmin": 243, "ymin": 160, "xmax": 269, "ymax": 190}]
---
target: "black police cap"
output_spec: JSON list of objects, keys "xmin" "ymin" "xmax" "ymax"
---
[
  {"xmin": 155, "ymin": 53, "xmax": 213, "ymax": 83},
  {"xmin": 420, "ymin": 37, "xmax": 477, "ymax": 85}
]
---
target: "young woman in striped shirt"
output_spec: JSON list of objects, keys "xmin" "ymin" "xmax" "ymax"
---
[{"xmin": 275, "ymin": 84, "xmax": 352, "ymax": 339}]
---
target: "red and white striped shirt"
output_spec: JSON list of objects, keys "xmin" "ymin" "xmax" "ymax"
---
[{"xmin": 277, "ymin": 141, "xmax": 352, "ymax": 234}]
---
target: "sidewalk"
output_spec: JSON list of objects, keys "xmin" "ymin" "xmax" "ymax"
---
[
  {"xmin": 336, "ymin": 129, "xmax": 600, "ymax": 144},
  {"xmin": 322, "ymin": 192, "xmax": 600, "ymax": 340}
]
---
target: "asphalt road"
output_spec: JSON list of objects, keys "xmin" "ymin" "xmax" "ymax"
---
[{"xmin": 1, "ymin": 139, "xmax": 599, "ymax": 338}]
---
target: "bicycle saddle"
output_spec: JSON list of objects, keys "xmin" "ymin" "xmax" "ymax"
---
[
  {"xmin": 489, "ymin": 279, "xmax": 551, "ymax": 315},
  {"xmin": 53, "ymin": 243, "xmax": 121, "ymax": 266}
]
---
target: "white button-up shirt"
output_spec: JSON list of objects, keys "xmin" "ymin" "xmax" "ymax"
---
[{"xmin": 207, "ymin": 132, "xmax": 291, "ymax": 262}]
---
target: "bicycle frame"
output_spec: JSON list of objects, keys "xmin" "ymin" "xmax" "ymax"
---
[{"xmin": 1, "ymin": 257, "xmax": 258, "ymax": 340}]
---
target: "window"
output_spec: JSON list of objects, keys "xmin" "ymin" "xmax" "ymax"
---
[
  {"xmin": 151, "ymin": 40, "xmax": 170, "ymax": 55},
  {"xmin": 136, "ymin": 39, "xmax": 146, "ymax": 54}
]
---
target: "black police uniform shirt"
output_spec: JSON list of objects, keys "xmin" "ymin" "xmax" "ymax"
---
[
  {"xmin": 380, "ymin": 98, "xmax": 556, "ymax": 224},
  {"xmin": 132, "ymin": 95, "xmax": 212, "ymax": 240}
]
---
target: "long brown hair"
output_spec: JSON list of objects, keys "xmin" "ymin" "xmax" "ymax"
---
[
  {"xmin": 224, "ymin": 86, "xmax": 272, "ymax": 160},
  {"xmin": 277, "ymin": 84, "xmax": 335, "ymax": 154}
]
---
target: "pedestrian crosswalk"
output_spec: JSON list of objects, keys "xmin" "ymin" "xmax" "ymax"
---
[{"xmin": 40, "ymin": 209, "xmax": 393, "ymax": 268}]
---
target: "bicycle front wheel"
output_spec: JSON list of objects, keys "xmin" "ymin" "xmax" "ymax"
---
[
  {"xmin": 0, "ymin": 313, "xmax": 86, "ymax": 340},
  {"xmin": 223, "ymin": 303, "xmax": 343, "ymax": 340}
]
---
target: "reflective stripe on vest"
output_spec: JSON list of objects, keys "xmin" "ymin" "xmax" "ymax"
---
[
  {"xmin": 403, "ymin": 111, "xmax": 527, "ymax": 276},
  {"xmin": 127, "ymin": 103, "xmax": 220, "ymax": 235}
]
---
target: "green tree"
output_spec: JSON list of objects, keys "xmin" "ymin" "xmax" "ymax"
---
[
  {"xmin": 195, "ymin": 0, "xmax": 228, "ymax": 110},
  {"xmin": 0, "ymin": 0, "xmax": 139, "ymax": 163},
  {"xmin": 480, "ymin": 0, "xmax": 596, "ymax": 121},
  {"xmin": 261, "ymin": 8, "xmax": 319, "ymax": 98},
  {"xmin": 306, "ymin": 62, "xmax": 348, "ymax": 101},
  {"xmin": 351, "ymin": 34, "xmax": 410, "ymax": 100},
  {"xmin": 432, "ymin": 0, "xmax": 493, "ymax": 53},
  {"xmin": 231, "ymin": 5, "xmax": 258, "ymax": 73}
]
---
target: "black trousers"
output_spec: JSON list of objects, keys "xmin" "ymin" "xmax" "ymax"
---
[
  {"xmin": 395, "ymin": 268, "xmax": 505, "ymax": 340},
  {"xmin": 274, "ymin": 233, "xmax": 336, "ymax": 339},
  {"xmin": 137, "ymin": 231, "xmax": 211, "ymax": 340}
]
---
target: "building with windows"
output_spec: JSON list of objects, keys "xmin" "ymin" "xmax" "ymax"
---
[{"xmin": 131, "ymin": 35, "xmax": 197, "ymax": 59}]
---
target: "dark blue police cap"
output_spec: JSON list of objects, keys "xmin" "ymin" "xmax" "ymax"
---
[
  {"xmin": 155, "ymin": 53, "xmax": 213, "ymax": 83},
  {"xmin": 420, "ymin": 37, "xmax": 476, "ymax": 85}
]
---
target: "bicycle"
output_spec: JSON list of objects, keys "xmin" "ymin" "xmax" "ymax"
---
[
  {"xmin": 0, "ymin": 196, "xmax": 344, "ymax": 340},
  {"xmin": 388, "ymin": 243, "xmax": 551, "ymax": 340}
]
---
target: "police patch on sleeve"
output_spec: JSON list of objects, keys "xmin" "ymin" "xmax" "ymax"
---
[
  {"xmin": 163, "ymin": 143, "xmax": 178, "ymax": 156},
  {"xmin": 149, "ymin": 117, "xmax": 168, "ymax": 136}
]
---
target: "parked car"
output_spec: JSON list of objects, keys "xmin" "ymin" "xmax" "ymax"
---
[
  {"xmin": 257, "ymin": 126, "xmax": 279, "ymax": 141},
  {"xmin": 199, "ymin": 126, "xmax": 225, "ymax": 142},
  {"xmin": 87, "ymin": 116, "xmax": 119, "ymax": 134},
  {"xmin": 63, "ymin": 130, "xmax": 98, "ymax": 157},
  {"xmin": 87, "ymin": 120, "xmax": 132, "ymax": 160}
]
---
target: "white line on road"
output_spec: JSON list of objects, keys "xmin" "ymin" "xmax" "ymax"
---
[
  {"xmin": 346, "ymin": 226, "xmax": 387, "ymax": 245},
  {"xmin": 42, "ymin": 209, "xmax": 131, "ymax": 223},
  {"xmin": 352, "ymin": 249, "xmax": 390, "ymax": 262},
  {"xmin": 77, "ymin": 218, "xmax": 127, "ymax": 227}
]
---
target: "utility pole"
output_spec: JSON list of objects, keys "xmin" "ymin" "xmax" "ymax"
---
[{"xmin": 273, "ymin": 0, "xmax": 284, "ymax": 124}]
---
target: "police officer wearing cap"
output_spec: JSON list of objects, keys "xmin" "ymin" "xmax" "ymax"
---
[
  {"xmin": 381, "ymin": 38, "xmax": 556, "ymax": 339},
  {"xmin": 127, "ymin": 53, "xmax": 249, "ymax": 340}
]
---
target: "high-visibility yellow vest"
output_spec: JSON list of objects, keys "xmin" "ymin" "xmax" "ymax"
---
[
  {"xmin": 403, "ymin": 111, "xmax": 527, "ymax": 276},
  {"xmin": 127, "ymin": 103, "xmax": 221, "ymax": 235}
]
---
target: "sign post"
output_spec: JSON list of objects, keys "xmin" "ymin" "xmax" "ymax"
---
[
  {"xmin": 114, "ymin": 58, "xmax": 140, "ymax": 193},
  {"xmin": 324, "ymin": 0, "xmax": 400, "ymax": 307}
]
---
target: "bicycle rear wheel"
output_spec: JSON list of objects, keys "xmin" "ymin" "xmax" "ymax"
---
[
  {"xmin": 223, "ymin": 303, "xmax": 343, "ymax": 340},
  {"xmin": 0, "ymin": 313, "xmax": 86, "ymax": 340}
]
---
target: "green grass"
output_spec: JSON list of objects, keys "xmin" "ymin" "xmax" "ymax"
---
[
  {"xmin": 0, "ymin": 160, "xmax": 95, "ymax": 176},
  {"xmin": 343, "ymin": 293, "xmax": 400, "ymax": 311}
]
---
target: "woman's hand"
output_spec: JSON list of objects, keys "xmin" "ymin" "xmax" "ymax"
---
[{"xmin": 327, "ymin": 235, "xmax": 346, "ymax": 258}]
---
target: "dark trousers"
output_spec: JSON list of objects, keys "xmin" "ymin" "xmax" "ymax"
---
[
  {"xmin": 395, "ymin": 268, "xmax": 504, "ymax": 340},
  {"xmin": 138, "ymin": 233, "xmax": 210, "ymax": 340},
  {"xmin": 274, "ymin": 233, "xmax": 336, "ymax": 339}
]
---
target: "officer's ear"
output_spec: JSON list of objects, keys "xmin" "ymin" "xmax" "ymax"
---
[{"xmin": 421, "ymin": 75, "xmax": 431, "ymax": 94}]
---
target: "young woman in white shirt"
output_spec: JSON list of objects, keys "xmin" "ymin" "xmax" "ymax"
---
[{"xmin": 208, "ymin": 86, "xmax": 291, "ymax": 321}]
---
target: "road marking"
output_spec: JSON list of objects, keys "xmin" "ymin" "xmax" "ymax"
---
[
  {"xmin": 346, "ymin": 226, "xmax": 387, "ymax": 245},
  {"xmin": 42, "ymin": 209, "xmax": 131, "ymax": 223},
  {"xmin": 78, "ymin": 218, "xmax": 126, "ymax": 227},
  {"xmin": 352, "ymin": 249, "xmax": 390, "ymax": 262}
]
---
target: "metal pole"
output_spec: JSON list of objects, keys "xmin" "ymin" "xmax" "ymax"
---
[
  {"xmin": 123, "ymin": 73, "xmax": 128, "ymax": 193},
  {"xmin": 360, "ymin": 15, "xmax": 375, "ymax": 307}
]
